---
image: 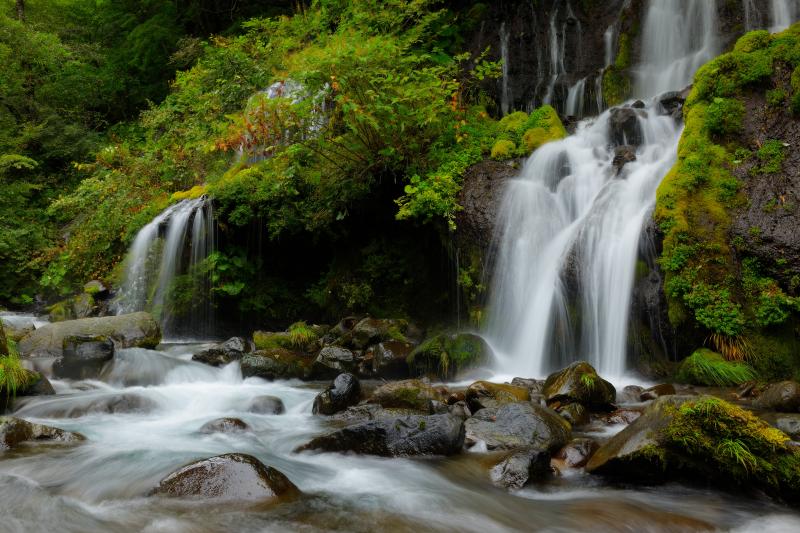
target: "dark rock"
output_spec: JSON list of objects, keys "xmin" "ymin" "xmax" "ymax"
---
[
  {"xmin": 312, "ymin": 346, "xmax": 356, "ymax": 378},
  {"xmin": 490, "ymin": 448, "xmax": 551, "ymax": 490},
  {"xmin": 558, "ymin": 402, "xmax": 589, "ymax": 426},
  {"xmin": 658, "ymin": 91, "xmax": 685, "ymax": 117},
  {"xmin": 464, "ymin": 402, "xmax": 571, "ymax": 451},
  {"xmin": 408, "ymin": 333, "xmax": 494, "ymax": 380},
  {"xmin": 609, "ymin": 107, "xmax": 643, "ymax": 147},
  {"xmin": 240, "ymin": 349, "xmax": 312, "ymax": 380},
  {"xmin": 631, "ymin": 100, "xmax": 645, "ymax": 109},
  {"xmin": 192, "ymin": 336, "xmax": 252, "ymax": 367},
  {"xmin": 446, "ymin": 391, "xmax": 466, "ymax": 405},
  {"xmin": 465, "ymin": 381, "xmax": 530, "ymax": 413},
  {"xmin": 0, "ymin": 416, "xmax": 84, "ymax": 449},
  {"xmin": 348, "ymin": 318, "xmax": 412, "ymax": 349},
  {"xmin": 543, "ymin": 361, "xmax": 616, "ymax": 410},
  {"xmin": 199, "ymin": 417, "xmax": 251, "ymax": 434},
  {"xmin": 297, "ymin": 413, "xmax": 465, "ymax": 457},
  {"xmin": 53, "ymin": 335, "xmax": 114, "ymax": 379},
  {"xmin": 556, "ymin": 438, "xmax": 599, "ymax": 468},
  {"xmin": 605, "ymin": 408, "xmax": 643, "ymax": 425},
  {"xmin": 152, "ymin": 453, "xmax": 298, "ymax": 502},
  {"xmin": 246, "ymin": 395, "xmax": 285, "ymax": 415},
  {"xmin": 617, "ymin": 385, "xmax": 644, "ymax": 404},
  {"xmin": 510, "ymin": 377, "xmax": 544, "ymax": 395},
  {"xmin": 369, "ymin": 340, "xmax": 415, "ymax": 379},
  {"xmin": 17, "ymin": 373, "xmax": 55, "ymax": 397},
  {"xmin": 312, "ymin": 373, "xmax": 360, "ymax": 415},
  {"xmin": 640, "ymin": 383, "xmax": 676, "ymax": 401},
  {"xmin": 368, "ymin": 379, "xmax": 443, "ymax": 413},
  {"xmin": 612, "ymin": 145, "xmax": 637, "ymax": 173},
  {"xmin": 754, "ymin": 381, "xmax": 800, "ymax": 412}
]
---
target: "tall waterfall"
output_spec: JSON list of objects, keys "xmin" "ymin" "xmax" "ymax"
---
[
  {"xmin": 770, "ymin": 0, "xmax": 798, "ymax": 32},
  {"xmin": 113, "ymin": 197, "xmax": 216, "ymax": 340},
  {"xmin": 485, "ymin": 0, "xmax": 720, "ymax": 378}
]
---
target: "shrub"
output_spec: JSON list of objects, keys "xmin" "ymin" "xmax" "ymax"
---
[{"xmin": 675, "ymin": 348, "xmax": 756, "ymax": 386}]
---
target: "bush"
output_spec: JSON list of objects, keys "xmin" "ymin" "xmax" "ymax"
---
[
  {"xmin": 490, "ymin": 139, "xmax": 516, "ymax": 160},
  {"xmin": 676, "ymin": 349, "xmax": 756, "ymax": 386}
]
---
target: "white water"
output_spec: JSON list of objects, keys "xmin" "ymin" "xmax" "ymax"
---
[
  {"xmin": 486, "ymin": 0, "xmax": 719, "ymax": 379},
  {"xmin": 565, "ymin": 77, "xmax": 586, "ymax": 117},
  {"xmin": 113, "ymin": 198, "xmax": 215, "ymax": 340},
  {"xmin": 770, "ymin": 0, "xmax": 799, "ymax": 32}
]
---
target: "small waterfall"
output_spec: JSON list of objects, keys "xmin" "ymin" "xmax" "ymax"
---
[
  {"xmin": 604, "ymin": 25, "xmax": 616, "ymax": 67},
  {"xmin": 486, "ymin": 0, "xmax": 719, "ymax": 378},
  {"xmin": 770, "ymin": 0, "xmax": 798, "ymax": 32},
  {"xmin": 500, "ymin": 22, "xmax": 511, "ymax": 116},
  {"xmin": 565, "ymin": 77, "xmax": 587, "ymax": 116},
  {"xmin": 113, "ymin": 198, "xmax": 216, "ymax": 339}
]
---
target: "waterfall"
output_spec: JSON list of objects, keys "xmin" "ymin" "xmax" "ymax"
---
[
  {"xmin": 770, "ymin": 0, "xmax": 798, "ymax": 32},
  {"xmin": 604, "ymin": 25, "xmax": 616, "ymax": 68},
  {"xmin": 500, "ymin": 22, "xmax": 511, "ymax": 116},
  {"xmin": 543, "ymin": 6, "xmax": 566, "ymax": 106},
  {"xmin": 113, "ymin": 197, "xmax": 216, "ymax": 340},
  {"xmin": 565, "ymin": 77, "xmax": 586, "ymax": 116},
  {"xmin": 485, "ymin": 0, "xmax": 719, "ymax": 378}
]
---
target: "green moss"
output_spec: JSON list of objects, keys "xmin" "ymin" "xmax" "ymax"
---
[
  {"xmin": 615, "ymin": 33, "xmax": 631, "ymax": 70},
  {"xmin": 287, "ymin": 321, "xmax": 318, "ymax": 348},
  {"xmin": 498, "ymin": 111, "xmax": 529, "ymax": 133},
  {"xmin": 518, "ymin": 105, "xmax": 567, "ymax": 152},
  {"xmin": 490, "ymin": 139, "xmax": 516, "ymax": 160},
  {"xmin": 705, "ymin": 97, "xmax": 744, "ymax": 136},
  {"xmin": 602, "ymin": 66, "xmax": 630, "ymax": 107},
  {"xmin": 407, "ymin": 332, "xmax": 491, "ymax": 380},
  {"xmin": 253, "ymin": 330, "xmax": 292, "ymax": 351},
  {"xmin": 170, "ymin": 184, "xmax": 207, "ymax": 202},
  {"xmin": 755, "ymin": 139, "xmax": 786, "ymax": 173},
  {"xmin": 675, "ymin": 348, "xmax": 756, "ymax": 386},
  {"xmin": 766, "ymin": 88, "xmax": 786, "ymax": 107}
]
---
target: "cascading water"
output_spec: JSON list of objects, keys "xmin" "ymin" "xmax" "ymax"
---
[
  {"xmin": 113, "ymin": 197, "xmax": 215, "ymax": 339},
  {"xmin": 486, "ymin": 0, "xmax": 720, "ymax": 378},
  {"xmin": 770, "ymin": 0, "xmax": 799, "ymax": 32}
]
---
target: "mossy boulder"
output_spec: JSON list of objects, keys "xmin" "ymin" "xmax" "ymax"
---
[
  {"xmin": 586, "ymin": 395, "xmax": 800, "ymax": 503},
  {"xmin": 542, "ymin": 362, "xmax": 616, "ymax": 410},
  {"xmin": 240, "ymin": 348, "xmax": 312, "ymax": 380},
  {"xmin": 491, "ymin": 139, "xmax": 516, "ymax": 160},
  {"xmin": 253, "ymin": 331, "xmax": 293, "ymax": 351},
  {"xmin": 0, "ymin": 416, "xmax": 85, "ymax": 450},
  {"xmin": 17, "ymin": 312, "xmax": 160, "ymax": 358},
  {"xmin": 465, "ymin": 381, "xmax": 530, "ymax": 413},
  {"xmin": 407, "ymin": 332, "xmax": 493, "ymax": 380},
  {"xmin": 675, "ymin": 349, "xmax": 755, "ymax": 387},
  {"xmin": 367, "ymin": 379, "xmax": 445, "ymax": 413},
  {"xmin": 464, "ymin": 402, "xmax": 571, "ymax": 452}
]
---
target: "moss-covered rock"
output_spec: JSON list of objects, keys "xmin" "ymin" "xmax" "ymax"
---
[
  {"xmin": 587, "ymin": 395, "xmax": 800, "ymax": 504},
  {"xmin": 542, "ymin": 361, "xmax": 616, "ymax": 409},
  {"xmin": 465, "ymin": 380, "xmax": 530, "ymax": 413},
  {"xmin": 240, "ymin": 348, "xmax": 313, "ymax": 380},
  {"xmin": 367, "ymin": 379, "xmax": 444, "ymax": 413},
  {"xmin": 675, "ymin": 348, "xmax": 756, "ymax": 386},
  {"xmin": 490, "ymin": 139, "xmax": 516, "ymax": 160},
  {"xmin": 407, "ymin": 332, "xmax": 493, "ymax": 380}
]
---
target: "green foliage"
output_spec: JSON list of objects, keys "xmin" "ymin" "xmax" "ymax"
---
[
  {"xmin": 766, "ymin": 88, "xmax": 786, "ymax": 107},
  {"xmin": 407, "ymin": 332, "xmax": 490, "ymax": 379},
  {"xmin": 755, "ymin": 139, "xmax": 786, "ymax": 174},
  {"xmin": 676, "ymin": 349, "xmax": 756, "ymax": 386},
  {"xmin": 0, "ymin": 337, "xmax": 33, "ymax": 397},
  {"xmin": 705, "ymin": 98, "xmax": 744, "ymax": 136},
  {"xmin": 491, "ymin": 139, "xmax": 516, "ymax": 160},
  {"xmin": 287, "ymin": 321, "xmax": 318, "ymax": 348}
]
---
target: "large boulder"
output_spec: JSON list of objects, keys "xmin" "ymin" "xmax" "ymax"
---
[
  {"xmin": 465, "ymin": 381, "xmax": 530, "ymax": 413},
  {"xmin": 0, "ymin": 417, "xmax": 84, "ymax": 450},
  {"xmin": 608, "ymin": 106, "xmax": 644, "ymax": 147},
  {"xmin": 52, "ymin": 335, "xmax": 114, "ymax": 379},
  {"xmin": 246, "ymin": 395, "xmax": 286, "ymax": 415},
  {"xmin": 240, "ymin": 348, "xmax": 312, "ymax": 380},
  {"xmin": 297, "ymin": 413, "xmax": 465, "ymax": 457},
  {"xmin": 407, "ymin": 333, "xmax": 493, "ymax": 380},
  {"xmin": 542, "ymin": 361, "xmax": 616, "ymax": 410},
  {"xmin": 312, "ymin": 346, "xmax": 356, "ymax": 379},
  {"xmin": 347, "ymin": 318, "xmax": 416, "ymax": 349},
  {"xmin": 367, "ymin": 379, "xmax": 444, "ymax": 413},
  {"xmin": 754, "ymin": 381, "xmax": 800, "ymax": 412},
  {"xmin": 312, "ymin": 373, "xmax": 360, "ymax": 415},
  {"xmin": 489, "ymin": 448, "xmax": 551, "ymax": 490},
  {"xmin": 464, "ymin": 402, "xmax": 571, "ymax": 451},
  {"xmin": 192, "ymin": 337, "xmax": 253, "ymax": 367},
  {"xmin": 17, "ymin": 312, "xmax": 160, "ymax": 358},
  {"xmin": 368, "ymin": 340, "xmax": 415, "ymax": 379},
  {"xmin": 586, "ymin": 395, "xmax": 800, "ymax": 503},
  {"xmin": 152, "ymin": 453, "xmax": 298, "ymax": 502}
]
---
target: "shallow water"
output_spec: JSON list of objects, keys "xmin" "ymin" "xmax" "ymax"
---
[{"xmin": 2, "ymin": 343, "xmax": 799, "ymax": 532}]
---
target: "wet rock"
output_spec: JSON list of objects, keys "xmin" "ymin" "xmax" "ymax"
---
[
  {"xmin": 617, "ymin": 385, "xmax": 644, "ymax": 404},
  {"xmin": 52, "ymin": 335, "xmax": 114, "ymax": 379},
  {"xmin": 760, "ymin": 413, "xmax": 800, "ymax": 440},
  {"xmin": 490, "ymin": 448, "xmax": 551, "ymax": 490},
  {"xmin": 246, "ymin": 395, "xmax": 285, "ymax": 415},
  {"xmin": 446, "ymin": 391, "xmax": 466, "ymax": 405},
  {"xmin": 631, "ymin": 100, "xmax": 645, "ymax": 109},
  {"xmin": 199, "ymin": 417, "xmax": 251, "ymax": 434},
  {"xmin": 152, "ymin": 453, "xmax": 298, "ymax": 502},
  {"xmin": 313, "ymin": 373, "xmax": 361, "ymax": 415},
  {"xmin": 754, "ymin": 381, "xmax": 800, "ymax": 412},
  {"xmin": 0, "ymin": 416, "xmax": 84, "ymax": 449},
  {"xmin": 658, "ymin": 90, "xmax": 685, "ymax": 118},
  {"xmin": 604, "ymin": 408, "xmax": 642, "ymax": 425},
  {"xmin": 297, "ymin": 413, "xmax": 465, "ymax": 457},
  {"xmin": 558, "ymin": 402, "xmax": 589, "ymax": 426},
  {"xmin": 369, "ymin": 340, "xmax": 415, "ymax": 379},
  {"xmin": 448, "ymin": 401, "xmax": 471, "ymax": 420},
  {"xmin": 510, "ymin": 377, "xmax": 544, "ymax": 395},
  {"xmin": 192, "ymin": 336, "xmax": 253, "ymax": 367},
  {"xmin": 368, "ymin": 379, "xmax": 443, "ymax": 413},
  {"xmin": 609, "ymin": 107, "xmax": 643, "ymax": 147},
  {"xmin": 312, "ymin": 346, "xmax": 356, "ymax": 379},
  {"xmin": 17, "ymin": 312, "xmax": 160, "ymax": 358},
  {"xmin": 464, "ymin": 402, "xmax": 571, "ymax": 452},
  {"xmin": 407, "ymin": 333, "xmax": 493, "ymax": 380},
  {"xmin": 328, "ymin": 403, "xmax": 415, "ymax": 424},
  {"xmin": 557, "ymin": 438, "xmax": 599, "ymax": 468},
  {"xmin": 640, "ymin": 383, "xmax": 676, "ymax": 401},
  {"xmin": 349, "ymin": 318, "xmax": 413, "ymax": 349},
  {"xmin": 612, "ymin": 145, "xmax": 637, "ymax": 173},
  {"xmin": 465, "ymin": 381, "xmax": 530, "ymax": 413},
  {"xmin": 17, "ymin": 372, "xmax": 55, "ymax": 397},
  {"xmin": 240, "ymin": 349, "xmax": 312, "ymax": 380},
  {"xmin": 543, "ymin": 361, "xmax": 616, "ymax": 410}
]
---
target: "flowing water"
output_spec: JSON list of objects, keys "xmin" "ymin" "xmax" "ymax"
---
[{"xmin": 2, "ymin": 344, "xmax": 800, "ymax": 532}]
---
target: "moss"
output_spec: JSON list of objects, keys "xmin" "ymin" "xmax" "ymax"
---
[
  {"xmin": 518, "ymin": 105, "xmax": 567, "ymax": 152},
  {"xmin": 615, "ymin": 32, "xmax": 631, "ymax": 70},
  {"xmin": 490, "ymin": 139, "xmax": 516, "ymax": 160},
  {"xmin": 253, "ymin": 330, "xmax": 292, "ymax": 351},
  {"xmin": 286, "ymin": 321, "xmax": 318, "ymax": 348},
  {"xmin": 602, "ymin": 66, "xmax": 630, "ymax": 107},
  {"xmin": 755, "ymin": 139, "xmax": 786, "ymax": 173},
  {"xmin": 407, "ymin": 332, "xmax": 491, "ymax": 380},
  {"xmin": 498, "ymin": 111, "xmax": 529, "ymax": 133},
  {"xmin": 675, "ymin": 348, "xmax": 756, "ymax": 386},
  {"xmin": 766, "ymin": 88, "xmax": 786, "ymax": 107},
  {"xmin": 170, "ymin": 184, "xmax": 207, "ymax": 202},
  {"xmin": 705, "ymin": 97, "xmax": 744, "ymax": 136}
]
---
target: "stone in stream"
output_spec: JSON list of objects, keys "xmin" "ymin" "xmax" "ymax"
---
[
  {"xmin": 489, "ymin": 448, "xmax": 551, "ymax": 490},
  {"xmin": 0, "ymin": 416, "xmax": 84, "ymax": 450},
  {"xmin": 240, "ymin": 348, "xmax": 312, "ymax": 380},
  {"xmin": 754, "ymin": 381, "xmax": 800, "ymax": 412},
  {"xmin": 464, "ymin": 402, "xmax": 571, "ymax": 452},
  {"xmin": 639, "ymin": 383, "xmax": 676, "ymax": 401},
  {"xmin": 542, "ymin": 361, "xmax": 616, "ymax": 410},
  {"xmin": 192, "ymin": 336, "xmax": 253, "ymax": 367},
  {"xmin": 367, "ymin": 378, "xmax": 444, "ymax": 413},
  {"xmin": 17, "ymin": 312, "xmax": 160, "ymax": 358},
  {"xmin": 465, "ymin": 381, "xmax": 530, "ymax": 413},
  {"xmin": 246, "ymin": 395, "xmax": 285, "ymax": 415},
  {"xmin": 558, "ymin": 402, "xmax": 589, "ymax": 426},
  {"xmin": 608, "ymin": 106, "xmax": 644, "ymax": 147},
  {"xmin": 556, "ymin": 438, "xmax": 600, "ymax": 468},
  {"xmin": 312, "ymin": 373, "xmax": 360, "ymax": 415},
  {"xmin": 312, "ymin": 346, "xmax": 356, "ymax": 379},
  {"xmin": 369, "ymin": 340, "xmax": 415, "ymax": 379},
  {"xmin": 52, "ymin": 334, "xmax": 114, "ymax": 379},
  {"xmin": 199, "ymin": 417, "xmax": 251, "ymax": 434},
  {"xmin": 297, "ymin": 413, "xmax": 465, "ymax": 457},
  {"xmin": 617, "ymin": 385, "xmax": 644, "ymax": 404},
  {"xmin": 152, "ymin": 453, "xmax": 299, "ymax": 502},
  {"xmin": 406, "ymin": 332, "xmax": 493, "ymax": 380}
]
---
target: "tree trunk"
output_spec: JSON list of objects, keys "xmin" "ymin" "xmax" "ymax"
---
[{"xmin": 16, "ymin": 0, "xmax": 24, "ymax": 21}]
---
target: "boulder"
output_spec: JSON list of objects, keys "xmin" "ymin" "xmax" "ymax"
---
[
  {"xmin": 754, "ymin": 381, "xmax": 800, "ymax": 412},
  {"xmin": 52, "ymin": 335, "xmax": 114, "ymax": 379},
  {"xmin": 510, "ymin": 377, "xmax": 544, "ymax": 395},
  {"xmin": 17, "ymin": 312, "xmax": 160, "ymax": 358},
  {"xmin": 312, "ymin": 373, "xmax": 360, "ymax": 415},
  {"xmin": 199, "ymin": 417, "xmax": 251, "ymax": 434},
  {"xmin": 192, "ymin": 336, "xmax": 252, "ymax": 367},
  {"xmin": 0, "ymin": 416, "xmax": 84, "ymax": 450},
  {"xmin": 604, "ymin": 408, "xmax": 642, "ymax": 425},
  {"xmin": 17, "ymin": 373, "xmax": 55, "ymax": 397},
  {"xmin": 369, "ymin": 341, "xmax": 415, "ymax": 379},
  {"xmin": 465, "ymin": 381, "xmax": 530, "ymax": 413},
  {"xmin": 246, "ymin": 395, "xmax": 285, "ymax": 415},
  {"xmin": 312, "ymin": 346, "xmax": 356, "ymax": 379},
  {"xmin": 489, "ymin": 448, "xmax": 551, "ymax": 490},
  {"xmin": 612, "ymin": 145, "xmax": 637, "ymax": 173},
  {"xmin": 464, "ymin": 402, "xmax": 571, "ymax": 451},
  {"xmin": 608, "ymin": 107, "xmax": 643, "ymax": 147},
  {"xmin": 617, "ymin": 385, "xmax": 644, "ymax": 404},
  {"xmin": 71, "ymin": 293, "xmax": 95, "ymax": 319},
  {"xmin": 152, "ymin": 453, "xmax": 298, "ymax": 502},
  {"xmin": 348, "ymin": 318, "xmax": 414, "ymax": 349},
  {"xmin": 240, "ymin": 349, "xmax": 312, "ymax": 380},
  {"xmin": 367, "ymin": 379, "xmax": 443, "ymax": 413},
  {"xmin": 297, "ymin": 413, "xmax": 465, "ymax": 457},
  {"xmin": 558, "ymin": 402, "xmax": 589, "ymax": 426},
  {"xmin": 658, "ymin": 90, "xmax": 686, "ymax": 118},
  {"xmin": 407, "ymin": 333, "xmax": 493, "ymax": 380},
  {"xmin": 556, "ymin": 438, "xmax": 599, "ymax": 468},
  {"xmin": 543, "ymin": 361, "xmax": 616, "ymax": 410},
  {"xmin": 640, "ymin": 383, "xmax": 676, "ymax": 401}
]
